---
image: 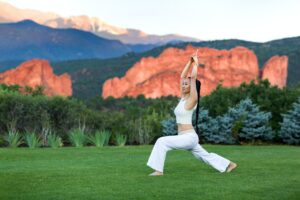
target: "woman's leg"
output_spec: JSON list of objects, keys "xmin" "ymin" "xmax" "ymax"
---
[
  {"xmin": 147, "ymin": 132, "xmax": 198, "ymax": 173},
  {"xmin": 190, "ymin": 144, "xmax": 231, "ymax": 173}
]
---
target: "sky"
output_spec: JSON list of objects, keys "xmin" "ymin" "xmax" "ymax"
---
[{"xmin": 3, "ymin": 0, "xmax": 300, "ymax": 42}]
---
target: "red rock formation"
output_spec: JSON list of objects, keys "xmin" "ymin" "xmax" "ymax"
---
[
  {"xmin": 261, "ymin": 56, "xmax": 288, "ymax": 88},
  {"xmin": 102, "ymin": 45, "xmax": 288, "ymax": 99},
  {"xmin": 0, "ymin": 59, "xmax": 72, "ymax": 96}
]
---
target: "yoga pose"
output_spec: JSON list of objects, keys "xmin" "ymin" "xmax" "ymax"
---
[{"xmin": 147, "ymin": 50, "xmax": 237, "ymax": 176}]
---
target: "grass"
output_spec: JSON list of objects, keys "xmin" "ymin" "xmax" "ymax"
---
[{"xmin": 0, "ymin": 145, "xmax": 299, "ymax": 200}]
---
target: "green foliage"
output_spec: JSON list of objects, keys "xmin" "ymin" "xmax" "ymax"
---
[
  {"xmin": 115, "ymin": 134, "xmax": 127, "ymax": 146},
  {"xmin": 127, "ymin": 118, "xmax": 152, "ymax": 145},
  {"xmin": 0, "ymin": 135, "xmax": 4, "ymax": 147},
  {"xmin": 24, "ymin": 132, "xmax": 42, "ymax": 148},
  {"xmin": 279, "ymin": 97, "xmax": 300, "ymax": 144},
  {"xmin": 4, "ymin": 130, "xmax": 23, "ymax": 148},
  {"xmin": 68, "ymin": 128, "xmax": 87, "ymax": 147},
  {"xmin": 47, "ymin": 133, "xmax": 63, "ymax": 148},
  {"xmin": 24, "ymin": 85, "xmax": 45, "ymax": 96},
  {"xmin": 0, "ymin": 79, "xmax": 299, "ymax": 146},
  {"xmin": 102, "ymin": 130, "xmax": 111, "ymax": 146},
  {"xmin": 0, "ymin": 83, "xmax": 45, "ymax": 96},
  {"xmin": 195, "ymin": 108, "xmax": 236, "ymax": 144},
  {"xmin": 0, "ymin": 90, "xmax": 96, "ymax": 140},
  {"xmin": 86, "ymin": 95, "xmax": 177, "ymax": 145},
  {"xmin": 200, "ymin": 79, "xmax": 300, "ymax": 132},
  {"xmin": 161, "ymin": 118, "xmax": 177, "ymax": 136},
  {"xmin": 88, "ymin": 130, "xmax": 111, "ymax": 147},
  {"xmin": 226, "ymin": 97, "xmax": 274, "ymax": 143},
  {"xmin": 0, "ymin": 84, "xmax": 20, "ymax": 93}
]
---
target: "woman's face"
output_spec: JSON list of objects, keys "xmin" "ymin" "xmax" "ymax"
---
[{"xmin": 182, "ymin": 78, "xmax": 191, "ymax": 94}]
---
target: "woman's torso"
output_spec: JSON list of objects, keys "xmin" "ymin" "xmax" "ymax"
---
[
  {"xmin": 174, "ymin": 97, "xmax": 197, "ymax": 133},
  {"xmin": 177, "ymin": 123, "xmax": 194, "ymax": 132}
]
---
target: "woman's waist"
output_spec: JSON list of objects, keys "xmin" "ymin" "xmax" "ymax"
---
[
  {"xmin": 177, "ymin": 124, "xmax": 196, "ymax": 135},
  {"xmin": 177, "ymin": 123, "xmax": 194, "ymax": 131}
]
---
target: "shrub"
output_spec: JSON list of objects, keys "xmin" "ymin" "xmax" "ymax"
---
[
  {"xmin": 4, "ymin": 130, "xmax": 23, "ymax": 148},
  {"xmin": 115, "ymin": 134, "xmax": 127, "ymax": 146},
  {"xmin": 47, "ymin": 133, "xmax": 63, "ymax": 148},
  {"xmin": 88, "ymin": 130, "xmax": 110, "ymax": 147},
  {"xmin": 25, "ymin": 132, "xmax": 42, "ymax": 148},
  {"xmin": 102, "ymin": 130, "xmax": 111, "ymax": 146},
  {"xmin": 68, "ymin": 128, "xmax": 87, "ymax": 147}
]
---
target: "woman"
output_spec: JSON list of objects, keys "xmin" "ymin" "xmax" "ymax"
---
[{"xmin": 146, "ymin": 50, "xmax": 237, "ymax": 176}]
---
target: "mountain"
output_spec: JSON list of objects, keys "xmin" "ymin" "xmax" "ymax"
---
[
  {"xmin": 0, "ymin": 2, "xmax": 200, "ymax": 44},
  {"xmin": 0, "ymin": 1, "xmax": 59, "ymax": 23},
  {"xmin": 0, "ymin": 20, "xmax": 131, "ymax": 61}
]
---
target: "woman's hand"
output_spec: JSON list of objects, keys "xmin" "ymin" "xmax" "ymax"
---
[{"xmin": 191, "ymin": 49, "xmax": 199, "ymax": 64}]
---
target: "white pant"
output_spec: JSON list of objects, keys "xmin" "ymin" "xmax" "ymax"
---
[{"xmin": 147, "ymin": 129, "xmax": 230, "ymax": 173}]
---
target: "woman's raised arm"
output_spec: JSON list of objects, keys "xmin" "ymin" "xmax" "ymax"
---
[
  {"xmin": 181, "ymin": 59, "xmax": 193, "ymax": 78},
  {"xmin": 189, "ymin": 53, "xmax": 199, "ymax": 100}
]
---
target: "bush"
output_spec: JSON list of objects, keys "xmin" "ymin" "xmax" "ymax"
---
[
  {"xmin": 115, "ymin": 134, "xmax": 127, "ymax": 146},
  {"xmin": 25, "ymin": 132, "xmax": 42, "ymax": 148},
  {"xmin": 88, "ymin": 130, "xmax": 110, "ymax": 147},
  {"xmin": 4, "ymin": 130, "xmax": 23, "ymax": 148},
  {"xmin": 0, "ymin": 90, "xmax": 102, "ymax": 143},
  {"xmin": 102, "ymin": 130, "xmax": 111, "ymax": 146},
  {"xmin": 47, "ymin": 133, "xmax": 63, "ymax": 148},
  {"xmin": 68, "ymin": 128, "xmax": 87, "ymax": 147}
]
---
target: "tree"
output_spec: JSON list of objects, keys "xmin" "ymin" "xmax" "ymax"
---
[
  {"xmin": 194, "ymin": 108, "xmax": 236, "ymax": 144},
  {"xmin": 279, "ymin": 97, "xmax": 300, "ymax": 144},
  {"xmin": 227, "ymin": 97, "xmax": 274, "ymax": 142}
]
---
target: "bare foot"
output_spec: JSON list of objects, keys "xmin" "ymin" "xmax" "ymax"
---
[
  {"xmin": 226, "ymin": 161, "xmax": 237, "ymax": 173},
  {"xmin": 149, "ymin": 171, "xmax": 163, "ymax": 176}
]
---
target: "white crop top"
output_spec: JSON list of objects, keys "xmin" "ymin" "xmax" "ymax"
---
[{"xmin": 174, "ymin": 98, "xmax": 197, "ymax": 124}]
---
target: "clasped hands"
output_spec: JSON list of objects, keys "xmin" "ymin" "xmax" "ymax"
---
[{"xmin": 190, "ymin": 49, "xmax": 199, "ymax": 65}]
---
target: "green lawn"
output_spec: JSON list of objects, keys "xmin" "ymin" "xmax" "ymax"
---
[{"xmin": 0, "ymin": 145, "xmax": 299, "ymax": 200}]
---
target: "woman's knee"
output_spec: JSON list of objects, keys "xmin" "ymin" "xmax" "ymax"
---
[{"xmin": 156, "ymin": 137, "xmax": 165, "ymax": 144}]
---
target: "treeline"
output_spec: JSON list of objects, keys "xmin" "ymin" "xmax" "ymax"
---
[{"xmin": 0, "ymin": 79, "xmax": 300, "ymax": 147}]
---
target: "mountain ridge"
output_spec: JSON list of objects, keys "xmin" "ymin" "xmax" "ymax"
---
[{"xmin": 0, "ymin": 1, "xmax": 200, "ymax": 44}]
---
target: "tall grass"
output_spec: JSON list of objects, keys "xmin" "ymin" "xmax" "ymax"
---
[
  {"xmin": 116, "ymin": 134, "xmax": 127, "ymax": 146},
  {"xmin": 102, "ymin": 130, "xmax": 111, "ymax": 146},
  {"xmin": 24, "ymin": 132, "xmax": 42, "ymax": 148},
  {"xmin": 47, "ymin": 133, "xmax": 63, "ymax": 148},
  {"xmin": 4, "ymin": 131, "xmax": 23, "ymax": 148},
  {"xmin": 68, "ymin": 128, "xmax": 86, "ymax": 147},
  {"xmin": 88, "ymin": 130, "xmax": 111, "ymax": 147}
]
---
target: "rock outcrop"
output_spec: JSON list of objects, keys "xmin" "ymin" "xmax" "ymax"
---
[
  {"xmin": 0, "ymin": 59, "xmax": 72, "ymax": 96},
  {"xmin": 102, "ymin": 45, "xmax": 288, "ymax": 99},
  {"xmin": 261, "ymin": 56, "xmax": 288, "ymax": 88}
]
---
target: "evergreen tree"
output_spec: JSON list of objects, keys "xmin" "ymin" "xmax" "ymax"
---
[
  {"xmin": 227, "ymin": 97, "xmax": 274, "ymax": 142},
  {"xmin": 193, "ymin": 108, "xmax": 236, "ymax": 144},
  {"xmin": 279, "ymin": 97, "xmax": 300, "ymax": 144},
  {"xmin": 161, "ymin": 118, "xmax": 177, "ymax": 136}
]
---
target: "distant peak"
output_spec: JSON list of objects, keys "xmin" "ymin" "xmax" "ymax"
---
[{"xmin": 16, "ymin": 19, "xmax": 39, "ymax": 25}]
